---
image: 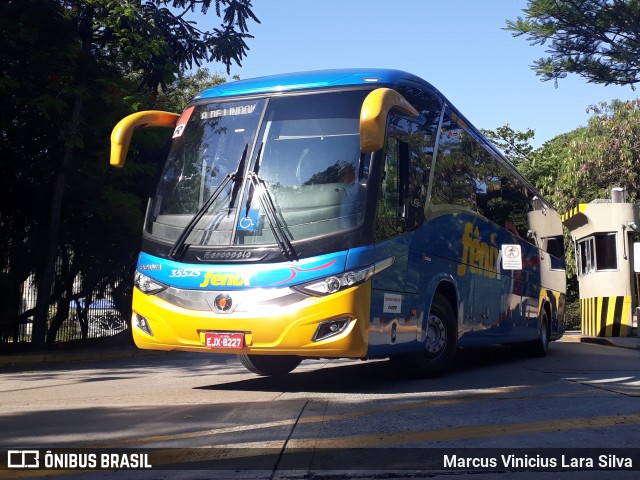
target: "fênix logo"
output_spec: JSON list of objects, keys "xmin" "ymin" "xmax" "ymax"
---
[{"xmin": 7, "ymin": 450, "xmax": 40, "ymax": 468}]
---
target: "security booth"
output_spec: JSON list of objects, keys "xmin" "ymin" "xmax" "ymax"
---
[{"xmin": 562, "ymin": 188, "xmax": 640, "ymax": 337}]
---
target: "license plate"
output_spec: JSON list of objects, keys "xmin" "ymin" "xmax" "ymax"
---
[{"xmin": 204, "ymin": 332, "xmax": 245, "ymax": 349}]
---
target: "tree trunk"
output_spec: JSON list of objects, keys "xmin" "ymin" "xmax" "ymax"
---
[{"xmin": 31, "ymin": 92, "xmax": 84, "ymax": 349}]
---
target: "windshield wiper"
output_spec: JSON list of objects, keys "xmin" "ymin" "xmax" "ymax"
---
[
  {"xmin": 245, "ymin": 169, "xmax": 297, "ymax": 260},
  {"xmin": 244, "ymin": 142, "xmax": 262, "ymax": 215},
  {"xmin": 167, "ymin": 145, "xmax": 248, "ymax": 261},
  {"xmin": 227, "ymin": 144, "xmax": 248, "ymax": 214}
]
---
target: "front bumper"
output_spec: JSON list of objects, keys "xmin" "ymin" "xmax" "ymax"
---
[{"xmin": 131, "ymin": 282, "xmax": 371, "ymax": 358}]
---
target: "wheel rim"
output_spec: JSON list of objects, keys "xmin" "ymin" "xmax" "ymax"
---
[{"xmin": 425, "ymin": 313, "xmax": 447, "ymax": 356}]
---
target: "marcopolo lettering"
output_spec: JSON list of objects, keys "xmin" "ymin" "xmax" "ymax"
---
[{"xmin": 203, "ymin": 250, "xmax": 252, "ymax": 260}]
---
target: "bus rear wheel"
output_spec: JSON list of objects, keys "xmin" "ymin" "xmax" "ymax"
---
[
  {"xmin": 237, "ymin": 354, "xmax": 301, "ymax": 376},
  {"xmin": 391, "ymin": 294, "xmax": 458, "ymax": 378},
  {"xmin": 526, "ymin": 309, "xmax": 550, "ymax": 357}
]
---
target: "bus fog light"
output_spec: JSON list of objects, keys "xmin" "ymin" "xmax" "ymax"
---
[
  {"xmin": 313, "ymin": 318, "xmax": 351, "ymax": 342},
  {"xmin": 134, "ymin": 313, "xmax": 154, "ymax": 336}
]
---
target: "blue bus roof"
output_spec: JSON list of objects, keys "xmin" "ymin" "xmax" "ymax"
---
[
  {"xmin": 192, "ymin": 68, "xmax": 546, "ymax": 204},
  {"xmin": 194, "ymin": 69, "xmax": 433, "ymax": 99}
]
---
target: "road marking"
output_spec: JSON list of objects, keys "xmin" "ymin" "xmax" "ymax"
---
[
  {"xmin": 3, "ymin": 391, "xmax": 635, "ymax": 477},
  {"xmin": 290, "ymin": 412, "xmax": 640, "ymax": 448},
  {"xmin": 199, "ymin": 412, "xmax": 640, "ymax": 450},
  {"xmin": 86, "ymin": 386, "xmax": 528, "ymax": 447},
  {"xmin": 85, "ymin": 385, "xmax": 600, "ymax": 449}
]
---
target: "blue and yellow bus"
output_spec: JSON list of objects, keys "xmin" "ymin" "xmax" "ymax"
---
[{"xmin": 111, "ymin": 69, "xmax": 566, "ymax": 376}]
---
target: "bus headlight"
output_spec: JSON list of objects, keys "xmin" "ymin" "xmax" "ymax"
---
[
  {"xmin": 294, "ymin": 256, "xmax": 394, "ymax": 296},
  {"xmin": 134, "ymin": 271, "xmax": 167, "ymax": 295}
]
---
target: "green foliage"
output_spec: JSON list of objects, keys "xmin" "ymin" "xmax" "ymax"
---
[
  {"xmin": 0, "ymin": 0, "xmax": 257, "ymax": 347},
  {"xmin": 481, "ymin": 124, "xmax": 536, "ymax": 166},
  {"xmin": 154, "ymin": 68, "xmax": 228, "ymax": 112},
  {"xmin": 486, "ymin": 99, "xmax": 640, "ymax": 213},
  {"xmin": 70, "ymin": 0, "xmax": 259, "ymax": 92},
  {"xmin": 537, "ymin": 99, "xmax": 640, "ymax": 211},
  {"xmin": 487, "ymin": 99, "xmax": 640, "ymax": 283},
  {"xmin": 507, "ymin": 0, "xmax": 640, "ymax": 86}
]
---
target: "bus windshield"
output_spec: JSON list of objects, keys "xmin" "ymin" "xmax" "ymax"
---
[{"xmin": 146, "ymin": 89, "xmax": 371, "ymax": 249}]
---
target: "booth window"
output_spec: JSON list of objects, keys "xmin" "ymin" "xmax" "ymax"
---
[{"xmin": 576, "ymin": 233, "xmax": 618, "ymax": 275}]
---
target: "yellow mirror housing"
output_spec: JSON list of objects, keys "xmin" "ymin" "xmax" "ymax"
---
[
  {"xmin": 359, "ymin": 88, "xmax": 419, "ymax": 153},
  {"xmin": 110, "ymin": 110, "xmax": 180, "ymax": 168}
]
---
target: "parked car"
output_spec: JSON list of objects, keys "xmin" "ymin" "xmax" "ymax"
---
[{"xmin": 70, "ymin": 299, "xmax": 127, "ymax": 337}]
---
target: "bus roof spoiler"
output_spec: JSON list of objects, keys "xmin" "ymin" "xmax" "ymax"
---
[
  {"xmin": 360, "ymin": 88, "xmax": 419, "ymax": 153},
  {"xmin": 110, "ymin": 111, "xmax": 180, "ymax": 168}
]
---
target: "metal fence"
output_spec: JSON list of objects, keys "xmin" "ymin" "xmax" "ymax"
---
[{"xmin": 4, "ymin": 274, "xmax": 129, "ymax": 346}]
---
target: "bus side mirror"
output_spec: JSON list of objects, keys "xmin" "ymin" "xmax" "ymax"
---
[
  {"xmin": 110, "ymin": 110, "xmax": 180, "ymax": 168},
  {"xmin": 359, "ymin": 88, "xmax": 419, "ymax": 153}
]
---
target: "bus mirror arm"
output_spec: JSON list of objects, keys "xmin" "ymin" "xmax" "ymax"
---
[
  {"xmin": 110, "ymin": 111, "xmax": 180, "ymax": 168},
  {"xmin": 359, "ymin": 88, "xmax": 419, "ymax": 153}
]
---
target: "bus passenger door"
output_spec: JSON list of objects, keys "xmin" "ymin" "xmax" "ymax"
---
[
  {"xmin": 369, "ymin": 132, "xmax": 421, "ymax": 352},
  {"xmin": 372, "ymin": 135, "xmax": 408, "ymax": 290},
  {"xmin": 359, "ymin": 89, "xmax": 430, "ymax": 354}
]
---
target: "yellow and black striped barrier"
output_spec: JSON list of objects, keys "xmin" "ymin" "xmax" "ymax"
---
[
  {"xmin": 580, "ymin": 296, "xmax": 632, "ymax": 337},
  {"xmin": 561, "ymin": 204, "xmax": 588, "ymax": 228}
]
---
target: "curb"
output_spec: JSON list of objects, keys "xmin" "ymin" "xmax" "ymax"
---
[
  {"xmin": 2, "ymin": 335, "xmax": 639, "ymax": 368},
  {"xmin": 0, "ymin": 346, "xmax": 168, "ymax": 368},
  {"xmin": 579, "ymin": 336, "xmax": 640, "ymax": 350}
]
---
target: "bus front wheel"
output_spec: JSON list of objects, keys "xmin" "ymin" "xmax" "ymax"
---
[
  {"xmin": 391, "ymin": 294, "xmax": 458, "ymax": 377},
  {"xmin": 237, "ymin": 354, "xmax": 301, "ymax": 376}
]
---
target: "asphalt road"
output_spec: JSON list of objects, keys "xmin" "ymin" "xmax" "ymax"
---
[{"xmin": 1, "ymin": 338, "xmax": 640, "ymax": 479}]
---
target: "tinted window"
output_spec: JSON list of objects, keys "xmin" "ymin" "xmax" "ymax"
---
[
  {"xmin": 431, "ymin": 114, "xmax": 478, "ymax": 210},
  {"xmin": 397, "ymin": 86, "xmax": 442, "ymax": 228},
  {"xmin": 432, "ymin": 111, "xmax": 533, "ymax": 239}
]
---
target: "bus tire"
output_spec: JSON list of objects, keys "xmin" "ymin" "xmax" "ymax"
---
[
  {"xmin": 237, "ymin": 354, "xmax": 301, "ymax": 376},
  {"xmin": 527, "ymin": 309, "xmax": 550, "ymax": 357},
  {"xmin": 391, "ymin": 293, "xmax": 458, "ymax": 378}
]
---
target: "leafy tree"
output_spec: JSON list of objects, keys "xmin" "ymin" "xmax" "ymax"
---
[
  {"xmin": 0, "ymin": 0, "xmax": 258, "ymax": 348},
  {"xmin": 506, "ymin": 0, "xmax": 640, "ymax": 86},
  {"xmin": 0, "ymin": 0, "xmax": 77, "ymax": 344},
  {"xmin": 481, "ymin": 124, "xmax": 565, "ymax": 204},
  {"xmin": 534, "ymin": 99, "xmax": 640, "ymax": 211},
  {"xmin": 154, "ymin": 68, "xmax": 229, "ymax": 112},
  {"xmin": 481, "ymin": 124, "xmax": 536, "ymax": 166},
  {"xmin": 496, "ymin": 100, "xmax": 640, "ymax": 324}
]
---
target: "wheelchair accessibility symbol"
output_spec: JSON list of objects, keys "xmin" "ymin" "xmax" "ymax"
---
[{"xmin": 237, "ymin": 209, "xmax": 259, "ymax": 231}]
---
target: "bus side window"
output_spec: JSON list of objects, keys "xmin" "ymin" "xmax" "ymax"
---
[
  {"xmin": 431, "ymin": 115, "xmax": 478, "ymax": 211},
  {"xmin": 397, "ymin": 85, "xmax": 441, "ymax": 228},
  {"xmin": 495, "ymin": 171, "xmax": 532, "ymax": 238},
  {"xmin": 432, "ymin": 113, "xmax": 535, "ymax": 241}
]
